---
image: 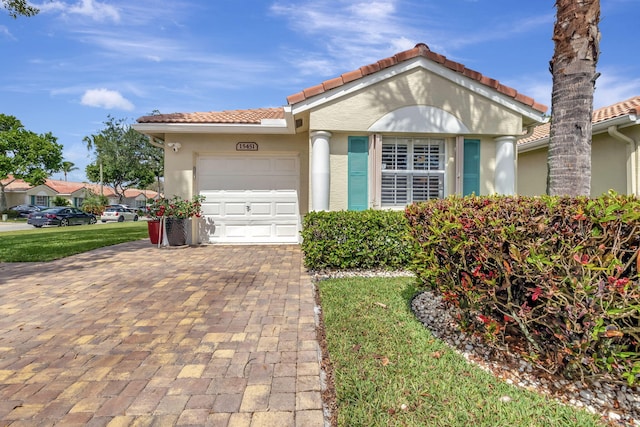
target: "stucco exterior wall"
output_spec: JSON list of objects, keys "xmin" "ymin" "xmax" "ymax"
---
[
  {"xmin": 26, "ymin": 185, "xmax": 57, "ymax": 206},
  {"xmin": 162, "ymin": 133, "xmax": 310, "ymax": 213},
  {"xmin": 592, "ymin": 133, "xmax": 628, "ymax": 196},
  {"xmin": 517, "ymin": 129, "xmax": 633, "ymax": 197},
  {"xmin": 517, "ymin": 147, "xmax": 547, "ymax": 196},
  {"xmin": 320, "ymin": 134, "xmax": 499, "ymax": 210},
  {"xmin": 308, "ymin": 68, "xmax": 523, "ymax": 136},
  {"xmin": 5, "ymin": 193, "xmax": 26, "ymax": 207},
  {"xmin": 328, "ymin": 133, "xmax": 349, "ymax": 211},
  {"xmin": 479, "ymin": 137, "xmax": 497, "ymax": 195}
]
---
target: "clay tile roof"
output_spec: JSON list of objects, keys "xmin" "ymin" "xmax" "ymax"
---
[
  {"xmin": 138, "ymin": 107, "xmax": 284, "ymax": 124},
  {"xmin": 45, "ymin": 178, "xmax": 86, "ymax": 194},
  {"xmin": 0, "ymin": 176, "xmax": 32, "ymax": 191},
  {"xmin": 286, "ymin": 43, "xmax": 548, "ymax": 114},
  {"xmin": 592, "ymin": 95, "xmax": 640, "ymax": 122},
  {"xmin": 520, "ymin": 96, "xmax": 640, "ymax": 144}
]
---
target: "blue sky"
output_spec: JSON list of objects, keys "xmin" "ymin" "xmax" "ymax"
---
[{"xmin": 1, "ymin": 0, "xmax": 639, "ymax": 183}]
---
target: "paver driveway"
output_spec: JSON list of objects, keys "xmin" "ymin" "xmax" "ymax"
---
[{"xmin": 0, "ymin": 241, "xmax": 326, "ymax": 426}]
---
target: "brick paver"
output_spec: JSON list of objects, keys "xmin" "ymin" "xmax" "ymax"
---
[{"xmin": 0, "ymin": 241, "xmax": 326, "ymax": 426}]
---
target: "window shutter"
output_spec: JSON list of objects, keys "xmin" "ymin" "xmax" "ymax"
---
[
  {"xmin": 463, "ymin": 139, "xmax": 480, "ymax": 196},
  {"xmin": 348, "ymin": 136, "xmax": 369, "ymax": 211}
]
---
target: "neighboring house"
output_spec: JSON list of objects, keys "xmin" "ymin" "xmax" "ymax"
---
[
  {"xmin": 1, "ymin": 176, "xmax": 160, "ymax": 209},
  {"xmin": 133, "ymin": 43, "xmax": 548, "ymax": 244},
  {"xmin": 518, "ymin": 96, "xmax": 640, "ymax": 197}
]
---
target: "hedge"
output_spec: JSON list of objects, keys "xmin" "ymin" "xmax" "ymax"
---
[
  {"xmin": 301, "ymin": 209, "xmax": 413, "ymax": 270},
  {"xmin": 405, "ymin": 194, "xmax": 640, "ymax": 385}
]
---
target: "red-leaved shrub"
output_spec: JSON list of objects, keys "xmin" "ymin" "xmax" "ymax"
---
[{"xmin": 406, "ymin": 194, "xmax": 640, "ymax": 385}]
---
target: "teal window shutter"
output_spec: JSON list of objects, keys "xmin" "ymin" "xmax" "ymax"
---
[
  {"xmin": 348, "ymin": 136, "xmax": 369, "ymax": 211},
  {"xmin": 463, "ymin": 139, "xmax": 480, "ymax": 196}
]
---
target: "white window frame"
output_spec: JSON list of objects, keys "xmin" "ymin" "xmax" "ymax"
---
[
  {"xmin": 34, "ymin": 195, "xmax": 48, "ymax": 206},
  {"xmin": 381, "ymin": 137, "xmax": 445, "ymax": 207}
]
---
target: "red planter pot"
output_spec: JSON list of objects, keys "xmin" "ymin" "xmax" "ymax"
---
[{"xmin": 147, "ymin": 220, "xmax": 162, "ymax": 244}]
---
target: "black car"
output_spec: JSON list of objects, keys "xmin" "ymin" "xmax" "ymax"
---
[
  {"xmin": 9, "ymin": 204, "xmax": 49, "ymax": 218},
  {"xmin": 27, "ymin": 207, "xmax": 97, "ymax": 227}
]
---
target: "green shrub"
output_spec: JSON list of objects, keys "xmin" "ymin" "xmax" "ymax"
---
[
  {"xmin": 301, "ymin": 209, "xmax": 413, "ymax": 270},
  {"xmin": 81, "ymin": 192, "xmax": 108, "ymax": 215},
  {"xmin": 405, "ymin": 194, "xmax": 640, "ymax": 385},
  {"xmin": 1, "ymin": 209, "xmax": 20, "ymax": 219},
  {"xmin": 52, "ymin": 196, "xmax": 70, "ymax": 206}
]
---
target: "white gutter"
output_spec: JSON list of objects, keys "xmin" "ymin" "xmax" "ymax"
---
[
  {"xmin": 516, "ymin": 125, "xmax": 538, "ymax": 141},
  {"xmin": 608, "ymin": 125, "xmax": 638, "ymax": 196},
  {"xmin": 148, "ymin": 137, "xmax": 164, "ymax": 148}
]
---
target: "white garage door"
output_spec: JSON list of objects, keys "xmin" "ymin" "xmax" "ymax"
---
[{"xmin": 197, "ymin": 155, "xmax": 301, "ymax": 243}]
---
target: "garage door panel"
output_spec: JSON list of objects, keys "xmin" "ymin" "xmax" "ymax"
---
[
  {"xmin": 275, "ymin": 202, "xmax": 297, "ymax": 215},
  {"xmin": 198, "ymin": 156, "xmax": 300, "ymax": 243},
  {"xmin": 250, "ymin": 203, "xmax": 273, "ymax": 216},
  {"xmin": 224, "ymin": 203, "xmax": 248, "ymax": 216},
  {"xmin": 202, "ymin": 202, "xmax": 221, "ymax": 215}
]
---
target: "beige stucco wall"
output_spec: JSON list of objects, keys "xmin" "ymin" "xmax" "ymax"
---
[
  {"xmin": 26, "ymin": 185, "xmax": 56, "ymax": 205},
  {"xmin": 5, "ymin": 193, "xmax": 27, "ymax": 207},
  {"xmin": 478, "ymin": 137, "xmax": 497, "ymax": 195},
  {"xmin": 517, "ymin": 128, "xmax": 635, "ymax": 196},
  {"xmin": 162, "ymin": 132, "xmax": 310, "ymax": 213},
  {"xmin": 517, "ymin": 147, "xmax": 547, "ymax": 196},
  {"xmin": 308, "ymin": 68, "xmax": 523, "ymax": 136},
  {"xmin": 320, "ymin": 133, "xmax": 499, "ymax": 211}
]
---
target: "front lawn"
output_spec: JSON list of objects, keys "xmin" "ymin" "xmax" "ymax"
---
[
  {"xmin": 318, "ymin": 276, "xmax": 606, "ymax": 427},
  {"xmin": 0, "ymin": 221, "xmax": 148, "ymax": 262}
]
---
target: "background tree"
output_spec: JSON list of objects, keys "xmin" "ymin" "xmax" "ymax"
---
[
  {"xmin": 547, "ymin": 0, "xmax": 600, "ymax": 196},
  {"xmin": 84, "ymin": 116, "xmax": 163, "ymax": 202},
  {"xmin": 60, "ymin": 161, "xmax": 78, "ymax": 181},
  {"xmin": 0, "ymin": 114, "xmax": 63, "ymax": 211},
  {"xmin": 2, "ymin": 0, "xmax": 38, "ymax": 18}
]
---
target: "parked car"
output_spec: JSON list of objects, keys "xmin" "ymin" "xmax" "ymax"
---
[
  {"xmin": 100, "ymin": 206, "xmax": 138, "ymax": 222},
  {"xmin": 27, "ymin": 207, "xmax": 97, "ymax": 227},
  {"xmin": 9, "ymin": 204, "xmax": 49, "ymax": 218},
  {"xmin": 107, "ymin": 204, "xmax": 130, "ymax": 210}
]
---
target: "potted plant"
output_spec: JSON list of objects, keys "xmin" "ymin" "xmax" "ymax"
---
[{"xmin": 147, "ymin": 195, "xmax": 204, "ymax": 246}]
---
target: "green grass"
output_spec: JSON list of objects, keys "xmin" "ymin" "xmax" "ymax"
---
[
  {"xmin": 318, "ymin": 276, "xmax": 606, "ymax": 427},
  {"xmin": 0, "ymin": 221, "xmax": 149, "ymax": 262}
]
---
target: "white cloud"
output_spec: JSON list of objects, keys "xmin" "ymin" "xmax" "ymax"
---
[
  {"xmin": 35, "ymin": 0, "xmax": 120, "ymax": 22},
  {"xmin": 81, "ymin": 88, "xmax": 134, "ymax": 110},
  {"xmin": 0, "ymin": 26, "xmax": 16, "ymax": 40},
  {"xmin": 594, "ymin": 67, "xmax": 640, "ymax": 109}
]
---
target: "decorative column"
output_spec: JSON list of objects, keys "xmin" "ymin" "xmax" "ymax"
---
[
  {"xmin": 494, "ymin": 135, "xmax": 516, "ymax": 195},
  {"xmin": 311, "ymin": 130, "xmax": 332, "ymax": 211}
]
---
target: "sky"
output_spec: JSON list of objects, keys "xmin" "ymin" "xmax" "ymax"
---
[{"xmin": 1, "ymin": 0, "xmax": 639, "ymax": 183}]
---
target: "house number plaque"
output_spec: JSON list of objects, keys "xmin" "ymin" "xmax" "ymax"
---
[{"xmin": 236, "ymin": 142, "xmax": 258, "ymax": 151}]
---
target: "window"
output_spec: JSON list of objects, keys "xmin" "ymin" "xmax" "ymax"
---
[
  {"xmin": 34, "ymin": 195, "xmax": 49, "ymax": 206},
  {"xmin": 381, "ymin": 137, "xmax": 444, "ymax": 206}
]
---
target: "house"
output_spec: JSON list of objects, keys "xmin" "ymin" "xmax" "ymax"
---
[
  {"xmin": 518, "ymin": 96, "xmax": 640, "ymax": 197},
  {"xmin": 1, "ymin": 176, "xmax": 160, "ymax": 209},
  {"xmin": 133, "ymin": 43, "xmax": 548, "ymax": 244}
]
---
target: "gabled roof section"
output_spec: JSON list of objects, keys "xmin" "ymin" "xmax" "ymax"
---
[
  {"xmin": 0, "ymin": 176, "xmax": 32, "ymax": 191},
  {"xmin": 519, "ymin": 96, "xmax": 640, "ymax": 145},
  {"xmin": 286, "ymin": 43, "xmax": 548, "ymax": 114},
  {"xmin": 137, "ymin": 108, "xmax": 284, "ymax": 124}
]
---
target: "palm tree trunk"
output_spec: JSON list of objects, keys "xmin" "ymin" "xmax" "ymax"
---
[{"xmin": 547, "ymin": 0, "xmax": 600, "ymax": 196}]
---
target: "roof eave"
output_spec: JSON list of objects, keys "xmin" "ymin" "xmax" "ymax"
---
[
  {"xmin": 290, "ymin": 57, "xmax": 547, "ymax": 124},
  {"xmin": 133, "ymin": 106, "xmax": 295, "ymax": 137},
  {"xmin": 518, "ymin": 115, "xmax": 638, "ymax": 153}
]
